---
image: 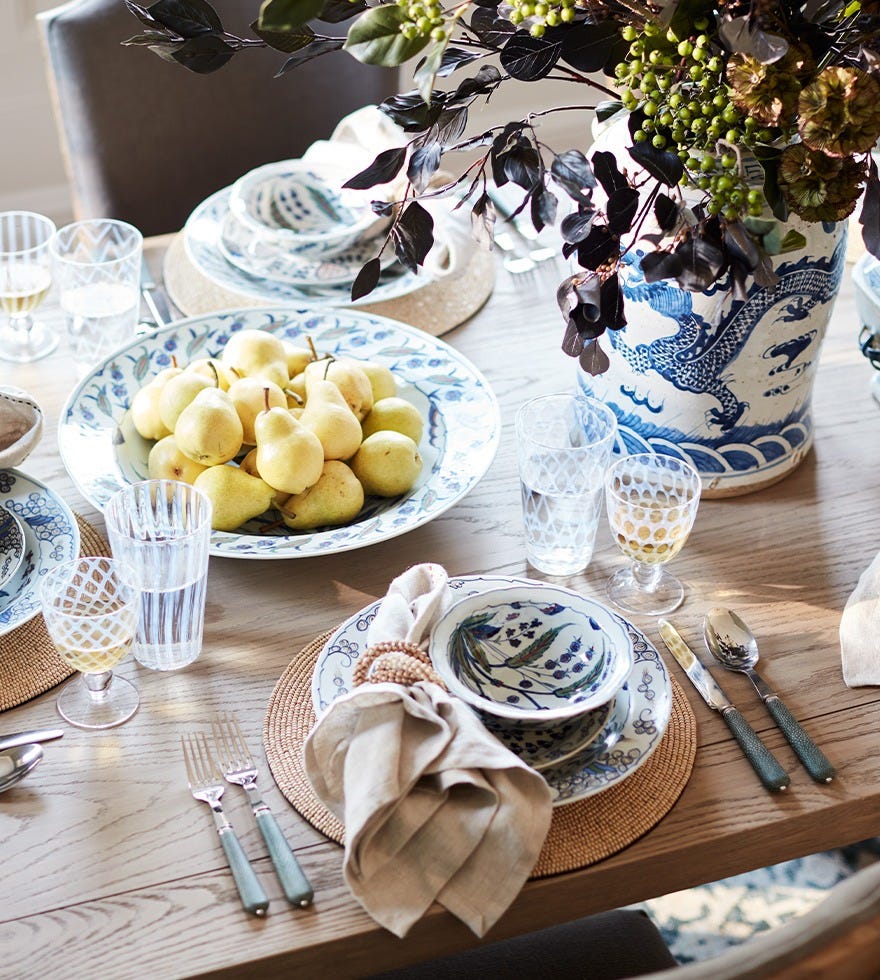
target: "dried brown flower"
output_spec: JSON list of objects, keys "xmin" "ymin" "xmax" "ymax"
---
[
  {"xmin": 798, "ymin": 67, "xmax": 880, "ymax": 157},
  {"xmin": 778, "ymin": 144, "xmax": 867, "ymax": 221}
]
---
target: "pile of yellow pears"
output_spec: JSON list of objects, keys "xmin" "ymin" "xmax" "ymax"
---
[{"xmin": 129, "ymin": 329, "xmax": 424, "ymax": 532}]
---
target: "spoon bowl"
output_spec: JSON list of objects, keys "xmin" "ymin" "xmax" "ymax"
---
[
  {"xmin": 0, "ymin": 742, "xmax": 43, "ymax": 793},
  {"xmin": 703, "ymin": 607, "xmax": 836, "ymax": 784}
]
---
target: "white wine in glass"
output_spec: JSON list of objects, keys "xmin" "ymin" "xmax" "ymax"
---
[{"xmin": 0, "ymin": 211, "xmax": 57, "ymax": 363}]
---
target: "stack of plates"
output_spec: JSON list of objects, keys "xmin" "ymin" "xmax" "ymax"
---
[{"xmin": 183, "ymin": 158, "xmax": 453, "ymax": 308}]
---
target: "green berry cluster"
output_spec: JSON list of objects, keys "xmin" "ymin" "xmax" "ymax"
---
[
  {"xmin": 396, "ymin": 0, "xmax": 448, "ymax": 42},
  {"xmin": 506, "ymin": 0, "xmax": 578, "ymax": 38},
  {"xmin": 614, "ymin": 19, "xmax": 773, "ymax": 221}
]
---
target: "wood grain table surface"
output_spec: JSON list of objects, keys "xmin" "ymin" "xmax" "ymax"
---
[{"xmin": 1, "ymin": 240, "xmax": 879, "ymax": 979}]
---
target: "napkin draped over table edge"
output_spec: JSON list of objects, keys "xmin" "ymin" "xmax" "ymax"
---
[
  {"xmin": 840, "ymin": 549, "xmax": 880, "ymax": 687},
  {"xmin": 303, "ymin": 562, "xmax": 554, "ymax": 939}
]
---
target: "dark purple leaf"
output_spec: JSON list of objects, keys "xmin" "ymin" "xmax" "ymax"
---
[
  {"xmin": 654, "ymin": 193, "xmax": 680, "ymax": 232},
  {"xmin": 146, "ymin": 0, "xmax": 221, "ymax": 35},
  {"xmin": 561, "ymin": 318, "xmax": 586, "ymax": 358},
  {"xmin": 600, "ymin": 274, "xmax": 626, "ymax": 330},
  {"xmin": 503, "ymin": 143, "xmax": 541, "ymax": 189},
  {"xmin": 344, "ymin": 146, "xmax": 407, "ymax": 190},
  {"xmin": 723, "ymin": 221, "xmax": 761, "ymax": 270},
  {"xmin": 673, "ymin": 235, "xmax": 726, "ymax": 291},
  {"xmin": 166, "ymin": 33, "xmax": 234, "ymax": 72},
  {"xmin": 470, "ymin": 193, "xmax": 495, "ymax": 250},
  {"xmin": 573, "ymin": 276, "xmax": 601, "ymax": 320},
  {"xmin": 450, "ymin": 65, "xmax": 502, "ymax": 104},
  {"xmin": 351, "ymin": 257, "xmax": 382, "ymax": 301},
  {"xmin": 371, "ymin": 200, "xmax": 395, "ymax": 216},
  {"xmin": 576, "ymin": 225, "xmax": 618, "ymax": 271},
  {"xmin": 407, "ymin": 142, "xmax": 441, "ymax": 192},
  {"xmin": 579, "ymin": 340, "xmax": 610, "ymax": 375},
  {"xmin": 379, "ymin": 91, "xmax": 445, "ymax": 133},
  {"xmin": 551, "ymin": 150, "xmax": 596, "ymax": 205},
  {"xmin": 317, "ymin": 0, "xmax": 367, "ymax": 23},
  {"xmin": 607, "ymin": 186, "xmax": 640, "ymax": 235},
  {"xmin": 434, "ymin": 107, "xmax": 469, "ymax": 145},
  {"xmin": 500, "ymin": 33, "xmax": 561, "ymax": 81},
  {"xmin": 277, "ymin": 35, "xmax": 343, "ymax": 70},
  {"xmin": 591, "ymin": 150, "xmax": 627, "ymax": 197},
  {"xmin": 530, "ymin": 186, "xmax": 557, "ymax": 232},
  {"xmin": 860, "ymin": 157, "xmax": 880, "ymax": 259},
  {"xmin": 719, "ymin": 15, "xmax": 789, "ymax": 63},
  {"xmin": 642, "ymin": 250, "xmax": 682, "ymax": 282},
  {"xmin": 753, "ymin": 147, "xmax": 788, "ymax": 222},
  {"xmin": 560, "ymin": 20, "xmax": 620, "ymax": 72},
  {"xmin": 470, "ymin": 6, "xmax": 516, "ymax": 47},
  {"xmin": 628, "ymin": 142, "xmax": 684, "ymax": 187},
  {"xmin": 434, "ymin": 47, "xmax": 483, "ymax": 77},
  {"xmin": 596, "ymin": 99, "xmax": 625, "ymax": 122},
  {"xmin": 391, "ymin": 201, "xmax": 435, "ymax": 271},
  {"xmin": 560, "ymin": 209, "xmax": 595, "ymax": 244}
]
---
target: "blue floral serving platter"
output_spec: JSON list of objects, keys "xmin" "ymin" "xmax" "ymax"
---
[
  {"xmin": 58, "ymin": 308, "xmax": 500, "ymax": 560},
  {"xmin": 312, "ymin": 574, "xmax": 673, "ymax": 805},
  {"xmin": 0, "ymin": 470, "xmax": 80, "ymax": 637}
]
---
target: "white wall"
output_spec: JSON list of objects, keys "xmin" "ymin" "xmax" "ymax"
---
[{"xmin": 2, "ymin": 0, "xmax": 586, "ymax": 228}]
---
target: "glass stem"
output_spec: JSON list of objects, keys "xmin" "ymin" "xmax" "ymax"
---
[
  {"xmin": 83, "ymin": 671, "xmax": 113, "ymax": 700},
  {"xmin": 10, "ymin": 314, "xmax": 34, "ymax": 344},
  {"xmin": 632, "ymin": 561, "xmax": 662, "ymax": 593}
]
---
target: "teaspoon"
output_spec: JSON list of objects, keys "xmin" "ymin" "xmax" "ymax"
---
[
  {"xmin": 0, "ymin": 742, "xmax": 43, "ymax": 793},
  {"xmin": 704, "ymin": 608, "xmax": 836, "ymax": 784}
]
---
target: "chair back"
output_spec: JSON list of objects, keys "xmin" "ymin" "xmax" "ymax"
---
[{"xmin": 38, "ymin": 0, "xmax": 399, "ymax": 235}]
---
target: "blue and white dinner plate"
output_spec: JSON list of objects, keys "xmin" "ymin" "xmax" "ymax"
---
[
  {"xmin": 58, "ymin": 308, "xmax": 500, "ymax": 560},
  {"xmin": 0, "ymin": 505, "xmax": 25, "ymax": 590},
  {"xmin": 185, "ymin": 188, "xmax": 435, "ymax": 305},
  {"xmin": 312, "ymin": 574, "xmax": 673, "ymax": 806},
  {"xmin": 0, "ymin": 470, "xmax": 80, "ymax": 637}
]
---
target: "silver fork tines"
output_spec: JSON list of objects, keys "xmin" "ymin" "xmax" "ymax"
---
[
  {"xmin": 212, "ymin": 714, "xmax": 314, "ymax": 908},
  {"xmin": 181, "ymin": 732, "xmax": 269, "ymax": 916}
]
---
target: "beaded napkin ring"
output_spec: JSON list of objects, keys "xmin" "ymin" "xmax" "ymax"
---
[{"xmin": 354, "ymin": 641, "xmax": 447, "ymax": 691}]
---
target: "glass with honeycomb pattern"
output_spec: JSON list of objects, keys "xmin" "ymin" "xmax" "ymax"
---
[{"xmin": 605, "ymin": 453, "xmax": 702, "ymax": 616}]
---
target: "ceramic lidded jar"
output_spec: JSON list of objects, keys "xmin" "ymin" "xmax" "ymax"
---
[{"xmin": 577, "ymin": 117, "xmax": 846, "ymax": 498}]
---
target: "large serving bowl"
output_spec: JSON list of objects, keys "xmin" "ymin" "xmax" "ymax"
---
[
  {"xmin": 228, "ymin": 161, "xmax": 387, "ymax": 256},
  {"xmin": 429, "ymin": 583, "xmax": 634, "ymax": 724}
]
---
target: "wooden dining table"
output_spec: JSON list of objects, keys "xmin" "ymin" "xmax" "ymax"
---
[{"xmin": 2, "ymin": 237, "xmax": 880, "ymax": 979}]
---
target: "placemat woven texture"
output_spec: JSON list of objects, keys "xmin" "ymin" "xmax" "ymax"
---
[
  {"xmin": 0, "ymin": 515, "xmax": 109, "ymax": 712},
  {"xmin": 164, "ymin": 233, "xmax": 495, "ymax": 338},
  {"xmin": 264, "ymin": 630, "xmax": 697, "ymax": 878}
]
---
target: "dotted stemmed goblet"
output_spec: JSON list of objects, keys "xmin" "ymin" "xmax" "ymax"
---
[
  {"xmin": 40, "ymin": 556, "xmax": 140, "ymax": 729},
  {"xmin": 605, "ymin": 453, "xmax": 702, "ymax": 616}
]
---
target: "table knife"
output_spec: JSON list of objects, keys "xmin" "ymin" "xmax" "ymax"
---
[
  {"xmin": 140, "ymin": 255, "xmax": 177, "ymax": 328},
  {"xmin": 0, "ymin": 728, "xmax": 64, "ymax": 751},
  {"xmin": 658, "ymin": 620, "xmax": 790, "ymax": 793}
]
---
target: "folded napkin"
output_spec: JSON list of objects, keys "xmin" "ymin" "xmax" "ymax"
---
[
  {"xmin": 840, "ymin": 550, "xmax": 880, "ymax": 686},
  {"xmin": 304, "ymin": 563, "xmax": 554, "ymax": 938},
  {"xmin": 0, "ymin": 387, "xmax": 43, "ymax": 469}
]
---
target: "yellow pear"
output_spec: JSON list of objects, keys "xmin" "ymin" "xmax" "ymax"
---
[
  {"xmin": 158, "ymin": 371, "xmax": 215, "ymax": 432},
  {"xmin": 351, "ymin": 431, "xmax": 423, "ymax": 497},
  {"xmin": 228, "ymin": 377, "xmax": 287, "ymax": 445},
  {"xmin": 185, "ymin": 357, "xmax": 235, "ymax": 390},
  {"xmin": 221, "ymin": 328, "xmax": 288, "ymax": 388},
  {"xmin": 282, "ymin": 340, "xmax": 314, "ymax": 378},
  {"xmin": 361, "ymin": 396, "xmax": 424, "ymax": 445},
  {"xmin": 359, "ymin": 361, "xmax": 398, "ymax": 402},
  {"xmin": 304, "ymin": 357, "xmax": 373, "ymax": 421},
  {"xmin": 299, "ymin": 379, "xmax": 364, "ymax": 461},
  {"xmin": 129, "ymin": 366, "xmax": 182, "ymax": 441},
  {"xmin": 193, "ymin": 464, "xmax": 275, "ymax": 532},
  {"xmin": 279, "ymin": 461, "xmax": 364, "ymax": 530},
  {"xmin": 148, "ymin": 435, "xmax": 209, "ymax": 484},
  {"xmin": 254, "ymin": 404, "xmax": 324, "ymax": 495},
  {"xmin": 240, "ymin": 448, "xmax": 289, "ymax": 509},
  {"xmin": 174, "ymin": 388, "xmax": 244, "ymax": 465},
  {"xmin": 285, "ymin": 372, "xmax": 307, "ymax": 408}
]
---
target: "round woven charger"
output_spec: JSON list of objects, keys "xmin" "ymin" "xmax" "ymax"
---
[
  {"xmin": 264, "ymin": 631, "xmax": 697, "ymax": 878},
  {"xmin": 0, "ymin": 515, "xmax": 109, "ymax": 712},
  {"xmin": 163, "ymin": 232, "xmax": 495, "ymax": 338}
]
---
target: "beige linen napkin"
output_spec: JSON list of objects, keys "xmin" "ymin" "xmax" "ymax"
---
[
  {"xmin": 840, "ymin": 551, "xmax": 880, "ymax": 686},
  {"xmin": 0, "ymin": 387, "xmax": 43, "ymax": 469},
  {"xmin": 303, "ymin": 563, "xmax": 554, "ymax": 938}
]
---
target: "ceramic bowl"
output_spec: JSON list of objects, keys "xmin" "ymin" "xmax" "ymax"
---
[
  {"xmin": 228, "ymin": 161, "xmax": 387, "ymax": 256},
  {"xmin": 854, "ymin": 253, "xmax": 880, "ymax": 338},
  {"xmin": 429, "ymin": 583, "xmax": 634, "ymax": 724},
  {"xmin": 0, "ymin": 505, "xmax": 25, "ymax": 591}
]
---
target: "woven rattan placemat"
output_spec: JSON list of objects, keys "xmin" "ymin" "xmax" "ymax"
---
[
  {"xmin": 264, "ymin": 630, "xmax": 697, "ymax": 878},
  {"xmin": 163, "ymin": 232, "xmax": 495, "ymax": 338},
  {"xmin": 0, "ymin": 515, "xmax": 109, "ymax": 712}
]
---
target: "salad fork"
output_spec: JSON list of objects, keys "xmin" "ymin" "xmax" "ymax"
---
[
  {"xmin": 212, "ymin": 713, "xmax": 314, "ymax": 908},
  {"xmin": 181, "ymin": 731, "xmax": 269, "ymax": 916}
]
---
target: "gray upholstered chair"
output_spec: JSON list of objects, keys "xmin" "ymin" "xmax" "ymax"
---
[{"xmin": 38, "ymin": 0, "xmax": 399, "ymax": 236}]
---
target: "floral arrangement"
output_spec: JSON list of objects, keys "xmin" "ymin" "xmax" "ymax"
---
[{"xmin": 125, "ymin": 0, "xmax": 880, "ymax": 372}]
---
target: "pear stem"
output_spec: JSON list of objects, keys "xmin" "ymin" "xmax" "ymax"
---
[
  {"xmin": 208, "ymin": 360, "xmax": 220, "ymax": 387},
  {"xmin": 263, "ymin": 386, "xmax": 271, "ymax": 413},
  {"xmin": 306, "ymin": 336, "xmax": 320, "ymax": 362}
]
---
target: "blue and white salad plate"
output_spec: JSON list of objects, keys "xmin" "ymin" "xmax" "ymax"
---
[
  {"xmin": 58, "ymin": 308, "xmax": 500, "ymax": 560},
  {"xmin": 312, "ymin": 574, "xmax": 673, "ymax": 805},
  {"xmin": 0, "ymin": 470, "xmax": 79, "ymax": 637}
]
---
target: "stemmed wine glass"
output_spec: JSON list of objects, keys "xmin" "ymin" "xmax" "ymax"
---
[
  {"xmin": 40, "ymin": 556, "xmax": 140, "ymax": 729},
  {"xmin": 605, "ymin": 453, "xmax": 702, "ymax": 616},
  {"xmin": 0, "ymin": 211, "xmax": 58, "ymax": 363}
]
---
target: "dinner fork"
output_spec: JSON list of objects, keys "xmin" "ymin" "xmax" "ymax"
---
[
  {"xmin": 181, "ymin": 731, "xmax": 270, "ymax": 917},
  {"xmin": 212, "ymin": 713, "xmax": 314, "ymax": 908}
]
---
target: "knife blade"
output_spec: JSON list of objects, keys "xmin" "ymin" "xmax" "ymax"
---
[
  {"xmin": 0, "ymin": 728, "xmax": 64, "ymax": 752},
  {"xmin": 658, "ymin": 620, "xmax": 790, "ymax": 793},
  {"xmin": 140, "ymin": 255, "xmax": 177, "ymax": 328}
]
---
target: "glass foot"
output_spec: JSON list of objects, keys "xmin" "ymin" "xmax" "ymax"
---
[
  {"xmin": 0, "ymin": 320, "xmax": 58, "ymax": 363},
  {"xmin": 56, "ymin": 673, "xmax": 139, "ymax": 730},
  {"xmin": 606, "ymin": 565, "xmax": 685, "ymax": 617}
]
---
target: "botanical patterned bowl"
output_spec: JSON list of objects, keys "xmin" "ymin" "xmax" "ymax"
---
[
  {"xmin": 429, "ymin": 583, "xmax": 634, "ymax": 724},
  {"xmin": 228, "ymin": 161, "xmax": 388, "ymax": 257}
]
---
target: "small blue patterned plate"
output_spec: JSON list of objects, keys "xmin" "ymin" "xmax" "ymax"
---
[
  {"xmin": 0, "ymin": 470, "xmax": 80, "ymax": 637},
  {"xmin": 312, "ymin": 574, "xmax": 673, "ymax": 805},
  {"xmin": 58, "ymin": 308, "xmax": 500, "ymax": 559},
  {"xmin": 0, "ymin": 505, "xmax": 25, "ymax": 591}
]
